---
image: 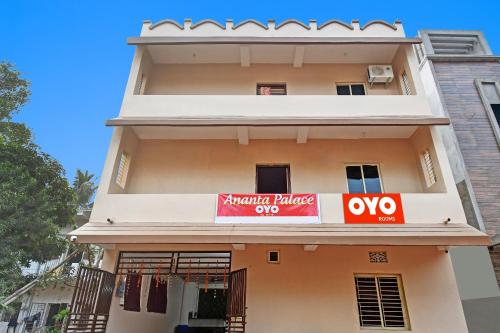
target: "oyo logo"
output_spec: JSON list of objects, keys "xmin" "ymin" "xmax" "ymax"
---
[
  {"xmin": 256, "ymin": 205, "xmax": 279, "ymax": 215},
  {"xmin": 348, "ymin": 196, "xmax": 397, "ymax": 216},
  {"xmin": 343, "ymin": 194, "xmax": 404, "ymax": 224}
]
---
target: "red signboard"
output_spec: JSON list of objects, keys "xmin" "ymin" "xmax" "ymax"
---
[
  {"xmin": 343, "ymin": 193, "xmax": 405, "ymax": 224},
  {"xmin": 216, "ymin": 193, "xmax": 320, "ymax": 223}
]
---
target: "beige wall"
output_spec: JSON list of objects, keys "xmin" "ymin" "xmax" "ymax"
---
[
  {"xmin": 410, "ymin": 127, "xmax": 447, "ymax": 193},
  {"xmin": 123, "ymin": 139, "xmax": 427, "ymax": 194},
  {"xmin": 103, "ymin": 244, "xmax": 468, "ymax": 333},
  {"xmin": 144, "ymin": 63, "xmax": 401, "ymax": 95}
]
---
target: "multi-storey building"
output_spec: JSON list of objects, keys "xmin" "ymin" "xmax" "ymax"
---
[
  {"xmin": 69, "ymin": 19, "xmax": 490, "ymax": 333},
  {"xmin": 417, "ymin": 29, "xmax": 500, "ymax": 332}
]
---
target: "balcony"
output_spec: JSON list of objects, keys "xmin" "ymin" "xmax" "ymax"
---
[
  {"xmin": 118, "ymin": 94, "xmax": 435, "ymax": 122},
  {"xmin": 90, "ymin": 193, "xmax": 466, "ymax": 225}
]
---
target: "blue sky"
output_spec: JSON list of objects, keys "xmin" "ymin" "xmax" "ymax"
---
[{"xmin": 1, "ymin": 0, "xmax": 499, "ymax": 182}]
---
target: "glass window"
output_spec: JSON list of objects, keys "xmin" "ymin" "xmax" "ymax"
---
[
  {"xmin": 336, "ymin": 84, "xmax": 366, "ymax": 95},
  {"xmin": 346, "ymin": 165, "xmax": 382, "ymax": 194},
  {"xmin": 346, "ymin": 166, "xmax": 365, "ymax": 194},
  {"xmin": 336, "ymin": 85, "xmax": 351, "ymax": 95},
  {"xmin": 362, "ymin": 165, "xmax": 382, "ymax": 193},
  {"xmin": 351, "ymin": 84, "xmax": 366, "ymax": 95},
  {"xmin": 491, "ymin": 104, "xmax": 500, "ymax": 126}
]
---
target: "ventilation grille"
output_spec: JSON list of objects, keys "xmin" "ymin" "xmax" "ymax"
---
[
  {"xmin": 355, "ymin": 275, "xmax": 408, "ymax": 329},
  {"xmin": 401, "ymin": 71, "xmax": 412, "ymax": 95},
  {"xmin": 421, "ymin": 149, "xmax": 437, "ymax": 187},
  {"xmin": 116, "ymin": 152, "xmax": 131, "ymax": 189},
  {"xmin": 428, "ymin": 33, "xmax": 483, "ymax": 55},
  {"xmin": 369, "ymin": 251, "xmax": 388, "ymax": 263}
]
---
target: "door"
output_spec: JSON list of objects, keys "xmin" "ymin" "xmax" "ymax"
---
[
  {"xmin": 226, "ymin": 268, "xmax": 247, "ymax": 333},
  {"xmin": 45, "ymin": 303, "xmax": 67, "ymax": 330},
  {"xmin": 64, "ymin": 266, "xmax": 115, "ymax": 333}
]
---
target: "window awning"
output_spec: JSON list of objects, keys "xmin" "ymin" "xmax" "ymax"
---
[{"xmin": 69, "ymin": 222, "xmax": 489, "ymax": 246}]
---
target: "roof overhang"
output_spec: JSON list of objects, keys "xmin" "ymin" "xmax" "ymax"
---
[
  {"xmin": 106, "ymin": 116, "xmax": 450, "ymax": 127},
  {"xmin": 128, "ymin": 36, "xmax": 422, "ymax": 46},
  {"xmin": 69, "ymin": 222, "xmax": 490, "ymax": 246}
]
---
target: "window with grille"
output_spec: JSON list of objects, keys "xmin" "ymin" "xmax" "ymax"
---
[
  {"xmin": 401, "ymin": 71, "xmax": 412, "ymax": 95},
  {"xmin": 336, "ymin": 83, "xmax": 366, "ymax": 95},
  {"xmin": 256, "ymin": 83, "xmax": 287, "ymax": 95},
  {"xmin": 27, "ymin": 303, "xmax": 46, "ymax": 328},
  {"xmin": 355, "ymin": 275, "xmax": 409, "ymax": 329},
  {"xmin": 115, "ymin": 152, "xmax": 131, "ymax": 189},
  {"xmin": 420, "ymin": 150, "xmax": 437, "ymax": 187},
  {"xmin": 346, "ymin": 164, "xmax": 383, "ymax": 194}
]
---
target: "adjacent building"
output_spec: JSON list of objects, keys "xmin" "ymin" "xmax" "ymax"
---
[
  {"xmin": 69, "ymin": 19, "xmax": 490, "ymax": 333},
  {"xmin": 0, "ymin": 210, "xmax": 95, "ymax": 333},
  {"xmin": 417, "ymin": 29, "xmax": 500, "ymax": 332}
]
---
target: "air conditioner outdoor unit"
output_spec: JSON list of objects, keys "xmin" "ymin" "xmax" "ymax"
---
[{"xmin": 367, "ymin": 65, "xmax": 394, "ymax": 86}]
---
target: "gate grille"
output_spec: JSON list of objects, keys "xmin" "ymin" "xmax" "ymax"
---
[
  {"xmin": 65, "ymin": 266, "xmax": 115, "ymax": 333},
  {"xmin": 226, "ymin": 268, "xmax": 247, "ymax": 333}
]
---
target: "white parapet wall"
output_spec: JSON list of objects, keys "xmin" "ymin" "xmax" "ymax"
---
[{"xmin": 139, "ymin": 19, "xmax": 406, "ymax": 38}]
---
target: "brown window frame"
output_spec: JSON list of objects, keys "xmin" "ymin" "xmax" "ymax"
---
[{"xmin": 255, "ymin": 164, "xmax": 291, "ymax": 194}]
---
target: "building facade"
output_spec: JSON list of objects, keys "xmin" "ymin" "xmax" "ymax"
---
[
  {"xmin": 69, "ymin": 19, "xmax": 489, "ymax": 333},
  {"xmin": 417, "ymin": 29, "xmax": 500, "ymax": 332}
]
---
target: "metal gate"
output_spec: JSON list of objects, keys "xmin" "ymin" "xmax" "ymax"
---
[
  {"xmin": 226, "ymin": 268, "xmax": 247, "ymax": 333},
  {"xmin": 64, "ymin": 266, "xmax": 115, "ymax": 333}
]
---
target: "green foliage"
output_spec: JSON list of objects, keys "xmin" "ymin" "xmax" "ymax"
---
[
  {"xmin": 73, "ymin": 169, "xmax": 98, "ymax": 209},
  {"xmin": 0, "ymin": 62, "xmax": 30, "ymax": 121},
  {"xmin": 43, "ymin": 307, "xmax": 69, "ymax": 333},
  {"xmin": 0, "ymin": 62, "xmax": 76, "ymax": 300}
]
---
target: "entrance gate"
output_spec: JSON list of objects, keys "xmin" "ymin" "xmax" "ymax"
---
[
  {"xmin": 227, "ymin": 268, "xmax": 247, "ymax": 333},
  {"xmin": 64, "ymin": 266, "xmax": 115, "ymax": 333}
]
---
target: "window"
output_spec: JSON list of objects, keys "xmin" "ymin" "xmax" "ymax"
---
[
  {"xmin": 45, "ymin": 303, "xmax": 68, "ymax": 328},
  {"xmin": 355, "ymin": 275, "xmax": 409, "ymax": 329},
  {"xmin": 256, "ymin": 83, "xmax": 287, "ymax": 95},
  {"xmin": 26, "ymin": 303, "xmax": 46, "ymax": 329},
  {"xmin": 420, "ymin": 150, "xmax": 437, "ymax": 187},
  {"xmin": 346, "ymin": 165, "xmax": 382, "ymax": 194},
  {"xmin": 256, "ymin": 165, "xmax": 290, "ymax": 194},
  {"xmin": 267, "ymin": 250, "xmax": 280, "ymax": 264},
  {"xmin": 115, "ymin": 152, "xmax": 131, "ymax": 189},
  {"xmin": 491, "ymin": 104, "xmax": 500, "ymax": 126},
  {"xmin": 400, "ymin": 71, "xmax": 412, "ymax": 95},
  {"xmin": 475, "ymin": 80, "xmax": 500, "ymax": 146},
  {"xmin": 336, "ymin": 83, "xmax": 366, "ymax": 95}
]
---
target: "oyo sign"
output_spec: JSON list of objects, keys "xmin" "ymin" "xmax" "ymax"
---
[
  {"xmin": 343, "ymin": 194, "xmax": 404, "ymax": 224},
  {"xmin": 215, "ymin": 193, "xmax": 320, "ymax": 223}
]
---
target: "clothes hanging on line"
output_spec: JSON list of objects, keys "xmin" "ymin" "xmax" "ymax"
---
[
  {"xmin": 123, "ymin": 271, "xmax": 141, "ymax": 312},
  {"xmin": 147, "ymin": 276, "xmax": 168, "ymax": 314}
]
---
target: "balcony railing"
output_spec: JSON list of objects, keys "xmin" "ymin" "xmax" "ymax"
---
[
  {"xmin": 119, "ymin": 95, "xmax": 433, "ymax": 119},
  {"xmin": 90, "ymin": 193, "xmax": 466, "ymax": 225}
]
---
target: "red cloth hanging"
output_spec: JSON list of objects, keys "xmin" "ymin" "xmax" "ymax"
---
[
  {"xmin": 123, "ymin": 271, "xmax": 141, "ymax": 312},
  {"xmin": 147, "ymin": 276, "xmax": 168, "ymax": 314}
]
